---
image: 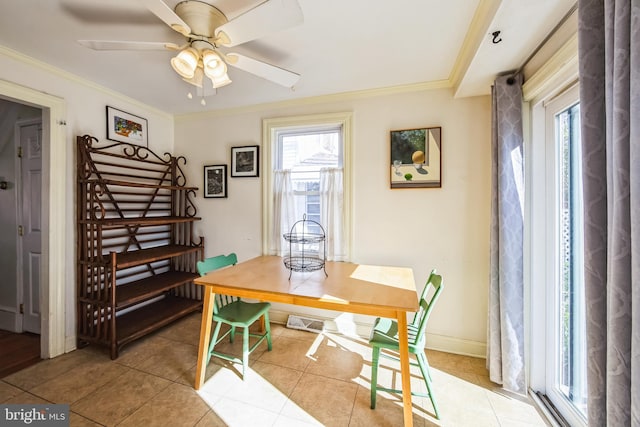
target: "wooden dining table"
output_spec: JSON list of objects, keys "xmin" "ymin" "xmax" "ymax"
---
[{"xmin": 193, "ymin": 255, "xmax": 420, "ymax": 426}]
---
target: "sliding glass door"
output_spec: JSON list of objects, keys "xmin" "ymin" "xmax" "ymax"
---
[
  {"xmin": 549, "ymin": 92, "xmax": 587, "ymax": 421},
  {"xmin": 530, "ymin": 84, "xmax": 587, "ymax": 426}
]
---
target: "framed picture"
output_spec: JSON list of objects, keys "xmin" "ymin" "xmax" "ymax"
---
[
  {"xmin": 390, "ymin": 127, "xmax": 442, "ymax": 188},
  {"xmin": 231, "ymin": 145, "xmax": 259, "ymax": 177},
  {"xmin": 203, "ymin": 165, "xmax": 227, "ymax": 198},
  {"xmin": 106, "ymin": 106, "xmax": 148, "ymax": 146}
]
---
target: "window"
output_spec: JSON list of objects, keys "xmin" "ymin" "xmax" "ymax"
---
[
  {"xmin": 262, "ymin": 112, "xmax": 352, "ymax": 260},
  {"xmin": 276, "ymin": 126, "xmax": 342, "ymax": 230}
]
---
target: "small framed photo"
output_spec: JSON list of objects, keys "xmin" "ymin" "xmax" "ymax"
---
[
  {"xmin": 203, "ymin": 165, "xmax": 227, "ymax": 198},
  {"xmin": 231, "ymin": 145, "xmax": 259, "ymax": 177},
  {"xmin": 106, "ymin": 106, "xmax": 148, "ymax": 146}
]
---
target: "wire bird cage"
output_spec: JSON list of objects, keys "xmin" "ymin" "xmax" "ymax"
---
[{"xmin": 283, "ymin": 214, "xmax": 327, "ymax": 279}]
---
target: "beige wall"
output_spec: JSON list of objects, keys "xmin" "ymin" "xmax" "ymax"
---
[{"xmin": 175, "ymin": 88, "xmax": 492, "ymax": 355}]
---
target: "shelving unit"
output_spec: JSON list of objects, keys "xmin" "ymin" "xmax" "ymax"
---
[
  {"xmin": 283, "ymin": 214, "xmax": 327, "ymax": 278},
  {"xmin": 76, "ymin": 134, "xmax": 204, "ymax": 359}
]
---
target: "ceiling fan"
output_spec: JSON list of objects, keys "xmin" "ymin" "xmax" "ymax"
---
[{"xmin": 79, "ymin": 0, "xmax": 303, "ymax": 98}]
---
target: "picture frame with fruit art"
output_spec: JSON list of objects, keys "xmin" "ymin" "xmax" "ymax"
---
[{"xmin": 390, "ymin": 126, "xmax": 442, "ymax": 188}]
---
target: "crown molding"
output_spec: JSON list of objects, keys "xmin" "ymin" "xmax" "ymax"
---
[
  {"xmin": 176, "ymin": 79, "xmax": 452, "ymax": 121},
  {"xmin": 449, "ymin": 0, "xmax": 502, "ymax": 94}
]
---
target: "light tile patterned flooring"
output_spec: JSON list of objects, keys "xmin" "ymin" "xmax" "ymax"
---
[{"xmin": 0, "ymin": 313, "xmax": 548, "ymax": 426}]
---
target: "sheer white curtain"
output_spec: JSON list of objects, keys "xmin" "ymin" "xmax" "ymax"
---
[
  {"xmin": 320, "ymin": 167, "xmax": 345, "ymax": 261},
  {"xmin": 270, "ymin": 170, "xmax": 297, "ymax": 256}
]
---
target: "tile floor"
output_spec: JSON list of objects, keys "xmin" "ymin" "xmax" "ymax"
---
[{"xmin": 0, "ymin": 313, "xmax": 549, "ymax": 426}]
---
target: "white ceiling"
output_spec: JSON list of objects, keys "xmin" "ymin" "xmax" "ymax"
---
[{"xmin": 0, "ymin": 0, "xmax": 575, "ymax": 115}]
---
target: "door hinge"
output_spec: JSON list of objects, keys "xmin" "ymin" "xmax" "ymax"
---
[
  {"xmin": 18, "ymin": 225, "xmax": 24, "ymax": 236},
  {"xmin": 19, "ymin": 303, "xmax": 24, "ymax": 314},
  {"xmin": 17, "ymin": 146, "xmax": 22, "ymax": 158}
]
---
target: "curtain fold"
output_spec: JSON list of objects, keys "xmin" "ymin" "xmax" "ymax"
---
[
  {"xmin": 578, "ymin": 0, "xmax": 639, "ymax": 424},
  {"xmin": 270, "ymin": 169, "xmax": 297, "ymax": 256},
  {"xmin": 487, "ymin": 73, "xmax": 526, "ymax": 395},
  {"xmin": 320, "ymin": 167, "xmax": 345, "ymax": 261}
]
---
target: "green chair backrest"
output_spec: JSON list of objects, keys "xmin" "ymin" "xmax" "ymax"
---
[
  {"xmin": 412, "ymin": 269, "xmax": 436, "ymax": 325},
  {"xmin": 197, "ymin": 253, "xmax": 239, "ymax": 311},
  {"xmin": 197, "ymin": 253, "xmax": 238, "ymax": 276},
  {"xmin": 412, "ymin": 272, "xmax": 444, "ymax": 346}
]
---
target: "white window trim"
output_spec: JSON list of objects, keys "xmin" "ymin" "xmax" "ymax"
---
[{"xmin": 262, "ymin": 112, "xmax": 353, "ymax": 260}]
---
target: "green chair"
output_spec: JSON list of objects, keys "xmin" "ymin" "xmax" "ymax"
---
[
  {"xmin": 369, "ymin": 270, "xmax": 444, "ymax": 419},
  {"xmin": 197, "ymin": 253, "xmax": 272, "ymax": 378}
]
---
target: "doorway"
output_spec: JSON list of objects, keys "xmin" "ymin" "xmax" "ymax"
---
[
  {"xmin": 0, "ymin": 80, "xmax": 67, "ymax": 360},
  {"xmin": 0, "ymin": 100, "xmax": 43, "ymax": 371}
]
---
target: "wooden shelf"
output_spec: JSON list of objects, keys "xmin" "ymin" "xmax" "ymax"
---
[
  {"xmin": 76, "ymin": 135, "xmax": 203, "ymax": 359},
  {"xmin": 116, "ymin": 295, "xmax": 202, "ymax": 347},
  {"xmin": 80, "ymin": 216, "xmax": 201, "ymax": 226},
  {"xmin": 82, "ymin": 178, "xmax": 198, "ymax": 191},
  {"xmin": 110, "ymin": 245, "xmax": 201, "ymax": 269},
  {"xmin": 116, "ymin": 271, "xmax": 199, "ymax": 308}
]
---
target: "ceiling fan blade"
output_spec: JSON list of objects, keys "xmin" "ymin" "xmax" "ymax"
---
[
  {"xmin": 215, "ymin": 0, "xmax": 303, "ymax": 47},
  {"xmin": 139, "ymin": 0, "xmax": 192, "ymax": 36},
  {"xmin": 225, "ymin": 53, "xmax": 299, "ymax": 87},
  {"xmin": 78, "ymin": 40, "xmax": 180, "ymax": 51}
]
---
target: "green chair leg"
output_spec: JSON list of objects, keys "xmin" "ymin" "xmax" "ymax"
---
[
  {"xmin": 242, "ymin": 326, "xmax": 250, "ymax": 377},
  {"xmin": 207, "ymin": 322, "xmax": 223, "ymax": 365},
  {"xmin": 264, "ymin": 313, "xmax": 273, "ymax": 351},
  {"xmin": 417, "ymin": 351, "xmax": 439, "ymax": 419},
  {"xmin": 370, "ymin": 346, "xmax": 381, "ymax": 409}
]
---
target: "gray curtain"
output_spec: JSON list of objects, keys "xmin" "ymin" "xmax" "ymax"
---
[
  {"xmin": 487, "ymin": 73, "xmax": 526, "ymax": 395},
  {"xmin": 578, "ymin": 0, "xmax": 639, "ymax": 425}
]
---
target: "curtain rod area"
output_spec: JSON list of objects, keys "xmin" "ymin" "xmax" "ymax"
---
[{"xmin": 507, "ymin": 2, "xmax": 578, "ymax": 85}]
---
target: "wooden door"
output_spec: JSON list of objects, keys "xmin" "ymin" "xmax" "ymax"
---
[{"xmin": 18, "ymin": 120, "xmax": 42, "ymax": 334}]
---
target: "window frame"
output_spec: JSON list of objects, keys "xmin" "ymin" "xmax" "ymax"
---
[{"xmin": 262, "ymin": 112, "xmax": 353, "ymax": 259}]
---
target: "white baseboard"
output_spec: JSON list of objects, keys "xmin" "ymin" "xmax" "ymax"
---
[
  {"xmin": 0, "ymin": 309, "xmax": 20, "ymax": 332},
  {"xmin": 424, "ymin": 332, "xmax": 486, "ymax": 358},
  {"xmin": 65, "ymin": 336, "xmax": 77, "ymax": 354},
  {"xmin": 269, "ymin": 308, "xmax": 486, "ymax": 358}
]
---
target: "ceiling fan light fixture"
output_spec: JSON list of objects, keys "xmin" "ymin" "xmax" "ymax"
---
[
  {"xmin": 210, "ymin": 73, "xmax": 232, "ymax": 89},
  {"xmin": 202, "ymin": 50, "xmax": 227, "ymax": 79},
  {"xmin": 182, "ymin": 66, "xmax": 204, "ymax": 88},
  {"xmin": 171, "ymin": 47, "xmax": 199, "ymax": 79},
  {"xmin": 201, "ymin": 49, "xmax": 220, "ymax": 66}
]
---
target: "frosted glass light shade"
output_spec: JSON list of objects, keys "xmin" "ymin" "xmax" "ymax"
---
[
  {"xmin": 210, "ymin": 73, "xmax": 232, "ymax": 88},
  {"xmin": 182, "ymin": 66, "xmax": 204, "ymax": 88},
  {"xmin": 202, "ymin": 50, "xmax": 227, "ymax": 79},
  {"xmin": 171, "ymin": 47, "xmax": 199, "ymax": 79}
]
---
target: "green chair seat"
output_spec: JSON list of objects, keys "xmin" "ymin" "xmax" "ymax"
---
[
  {"xmin": 370, "ymin": 270, "xmax": 443, "ymax": 419},
  {"xmin": 197, "ymin": 253, "xmax": 272, "ymax": 378},
  {"xmin": 215, "ymin": 300, "xmax": 271, "ymax": 326}
]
